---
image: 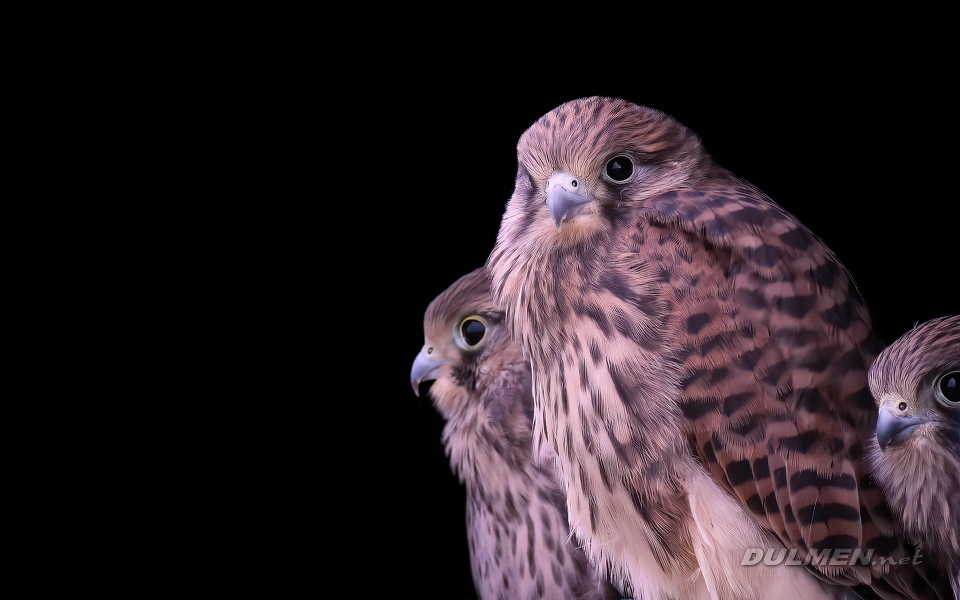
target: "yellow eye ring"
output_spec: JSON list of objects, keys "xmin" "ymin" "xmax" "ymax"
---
[
  {"xmin": 604, "ymin": 155, "xmax": 635, "ymax": 183},
  {"xmin": 456, "ymin": 315, "xmax": 488, "ymax": 349},
  {"xmin": 934, "ymin": 370, "xmax": 959, "ymax": 407}
]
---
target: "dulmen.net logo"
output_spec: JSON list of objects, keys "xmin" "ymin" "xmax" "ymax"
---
[{"xmin": 741, "ymin": 547, "xmax": 924, "ymax": 567}]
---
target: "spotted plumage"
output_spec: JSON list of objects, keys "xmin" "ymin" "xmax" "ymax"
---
[
  {"xmin": 411, "ymin": 268, "xmax": 620, "ymax": 600},
  {"xmin": 867, "ymin": 316, "xmax": 959, "ymax": 591},
  {"xmin": 487, "ymin": 97, "xmax": 951, "ymax": 599}
]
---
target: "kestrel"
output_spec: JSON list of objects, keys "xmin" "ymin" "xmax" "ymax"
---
[
  {"xmin": 411, "ymin": 268, "xmax": 620, "ymax": 600},
  {"xmin": 487, "ymin": 97, "xmax": 950, "ymax": 599},
  {"xmin": 867, "ymin": 315, "xmax": 959, "ymax": 591}
]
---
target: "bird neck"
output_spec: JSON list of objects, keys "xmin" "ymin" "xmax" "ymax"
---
[
  {"xmin": 872, "ymin": 435, "xmax": 960, "ymax": 575},
  {"xmin": 442, "ymin": 390, "xmax": 539, "ymax": 496}
]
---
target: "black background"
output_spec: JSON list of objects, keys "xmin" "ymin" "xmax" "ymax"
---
[{"xmin": 338, "ymin": 55, "xmax": 956, "ymax": 598}]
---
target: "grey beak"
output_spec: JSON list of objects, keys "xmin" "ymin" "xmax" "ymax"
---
[
  {"xmin": 546, "ymin": 184, "xmax": 593, "ymax": 229},
  {"xmin": 876, "ymin": 406, "xmax": 929, "ymax": 452},
  {"xmin": 410, "ymin": 348, "xmax": 449, "ymax": 397}
]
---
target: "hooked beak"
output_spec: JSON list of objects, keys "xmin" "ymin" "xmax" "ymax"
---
[
  {"xmin": 876, "ymin": 405, "xmax": 929, "ymax": 452},
  {"xmin": 410, "ymin": 347, "xmax": 450, "ymax": 397},
  {"xmin": 546, "ymin": 176, "xmax": 593, "ymax": 229}
]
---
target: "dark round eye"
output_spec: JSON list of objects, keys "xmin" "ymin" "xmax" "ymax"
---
[
  {"xmin": 898, "ymin": 401, "xmax": 908, "ymax": 412},
  {"xmin": 460, "ymin": 319, "xmax": 486, "ymax": 347},
  {"xmin": 605, "ymin": 156, "xmax": 633, "ymax": 182},
  {"xmin": 936, "ymin": 371, "xmax": 959, "ymax": 405}
]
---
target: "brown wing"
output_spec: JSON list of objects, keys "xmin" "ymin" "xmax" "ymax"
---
[{"xmin": 634, "ymin": 186, "xmax": 948, "ymax": 599}]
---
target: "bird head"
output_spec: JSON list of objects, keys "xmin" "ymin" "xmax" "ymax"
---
[
  {"xmin": 411, "ymin": 268, "xmax": 524, "ymax": 418},
  {"xmin": 510, "ymin": 96, "xmax": 707, "ymax": 238},
  {"xmin": 869, "ymin": 316, "xmax": 959, "ymax": 453}
]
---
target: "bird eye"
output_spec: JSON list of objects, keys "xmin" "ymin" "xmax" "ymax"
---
[
  {"xmin": 458, "ymin": 317, "xmax": 487, "ymax": 348},
  {"xmin": 605, "ymin": 156, "xmax": 634, "ymax": 182},
  {"xmin": 935, "ymin": 370, "xmax": 959, "ymax": 406}
]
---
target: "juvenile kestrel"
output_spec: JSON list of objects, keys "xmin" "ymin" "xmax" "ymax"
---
[
  {"xmin": 867, "ymin": 315, "xmax": 959, "ymax": 591},
  {"xmin": 487, "ymin": 97, "xmax": 950, "ymax": 599},
  {"xmin": 411, "ymin": 268, "xmax": 620, "ymax": 600}
]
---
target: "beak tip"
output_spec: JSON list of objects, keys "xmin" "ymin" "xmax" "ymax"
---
[
  {"xmin": 877, "ymin": 436, "xmax": 889, "ymax": 453},
  {"xmin": 546, "ymin": 183, "xmax": 591, "ymax": 230},
  {"xmin": 411, "ymin": 350, "xmax": 445, "ymax": 399},
  {"xmin": 547, "ymin": 203, "xmax": 563, "ymax": 229},
  {"xmin": 875, "ymin": 406, "xmax": 928, "ymax": 452}
]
